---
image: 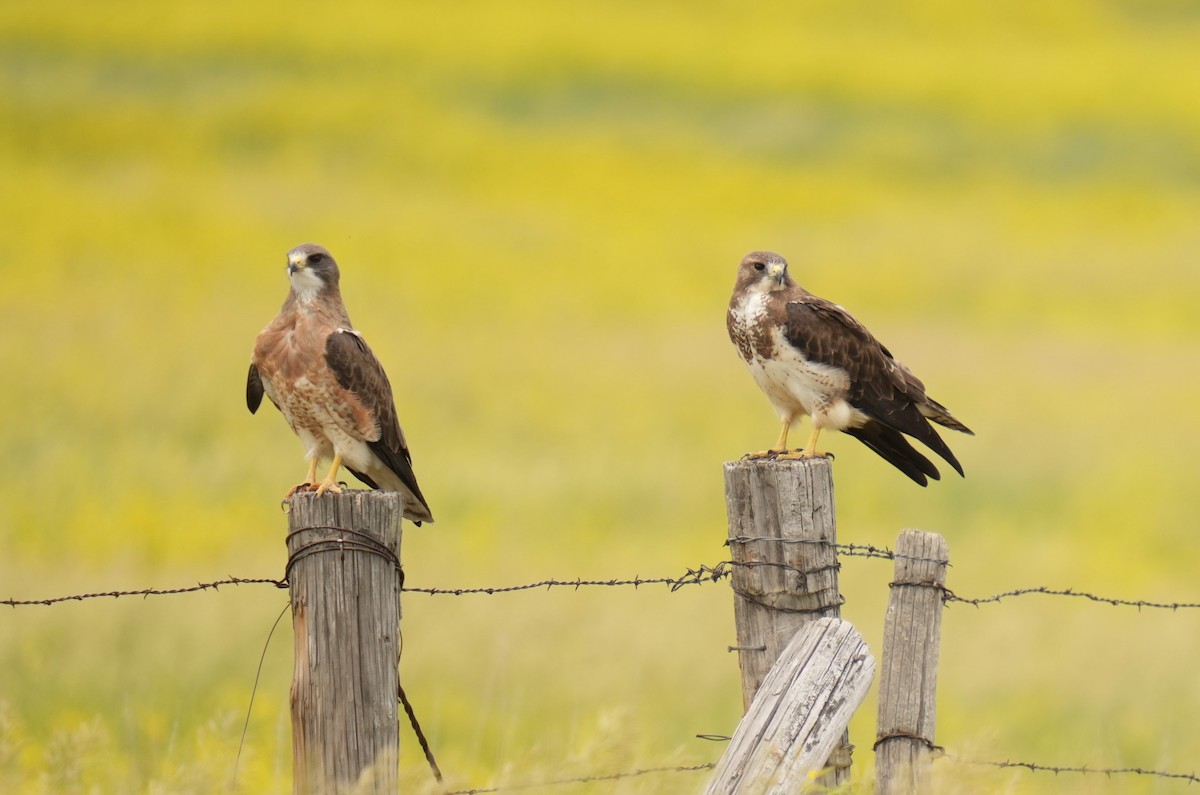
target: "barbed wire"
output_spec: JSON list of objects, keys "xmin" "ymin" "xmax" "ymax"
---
[
  {"xmin": 0, "ymin": 565, "xmax": 735, "ymax": 607},
  {"xmin": 1, "ymin": 576, "xmax": 287, "ymax": 607},
  {"xmin": 954, "ymin": 755, "xmax": 1200, "ymax": 785},
  {"xmin": 5, "ymin": 560, "xmax": 1200, "ymax": 615},
  {"xmin": 727, "ymin": 537, "xmax": 931, "ymax": 564},
  {"xmin": 433, "ymin": 751, "xmax": 1200, "ymax": 793},
  {"xmin": 943, "ymin": 585, "xmax": 1200, "ymax": 611},
  {"xmin": 444, "ymin": 762, "xmax": 715, "ymax": 794},
  {"xmin": 402, "ymin": 563, "xmax": 730, "ymax": 597},
  {"xmin": 6, "ymin": 555, "xmax": 1200, "ymax": 789}
]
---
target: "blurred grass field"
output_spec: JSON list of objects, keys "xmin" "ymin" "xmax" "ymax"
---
[{"xmin": 3, "ymin": 0, "xmax": 1200, "ymax": 792}]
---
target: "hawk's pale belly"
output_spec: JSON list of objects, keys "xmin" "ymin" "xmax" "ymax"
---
[
  {"xmin": 254, "ymin": 317, "xmax": 380, "ymax": 475},
  {"xmin": 264, "ymin": 373, "xmax": 379, "ymax": 471},
  {"xmin": 730, "ymin": 293, "xmax": 864, "ymax": 431}
]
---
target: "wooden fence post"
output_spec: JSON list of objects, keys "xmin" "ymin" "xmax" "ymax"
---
[
  {"xmin": 722, "ymin": 457, "xmax": 851, "ymax": 783},
  {"xmin": 875, "ymin": 529, "xmax": 950, "ymax": 795},
  {"xmin": 286, "ymin": 491, "xmax": 404, "ymax": 795},
  {"xmin": 705, "ymin": 618, "xmax": 875, "ymax": 795}
]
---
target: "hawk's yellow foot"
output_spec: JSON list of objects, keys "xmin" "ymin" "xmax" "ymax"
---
[
  {"xmin": 314, "ymin": 454, "xmax": 345, "ymax": 495},
  {"xmin": 282, "ymin": 457, "xmax": 322, "ymax": 499},
  {"xmin": 775, "ymin": 449, "xmax": 833, "ymax": 461},
  {"xmin": 774, "ymin": 427, "xmax": 828, "ymax": 460},
  {"xmin": 740, "ymin": 418, "xmax": 794, "ymax": 459}
]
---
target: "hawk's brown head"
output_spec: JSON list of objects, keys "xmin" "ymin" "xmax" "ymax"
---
[
  {"xmin": 286, "ymin": 243, "xmax": 341, "ymax": 300},
  {"xmin": 734, "ymin": 250, "xmax": 793, "ymax": 295}
]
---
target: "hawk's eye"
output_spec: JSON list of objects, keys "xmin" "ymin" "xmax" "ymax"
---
[
  {"xmin": 753, "ymin": 261, "xmax": 766, "ymax": 272},
  {"xmin": 309, "ymin": 253, "xmax": 325, "ymax": 265}
]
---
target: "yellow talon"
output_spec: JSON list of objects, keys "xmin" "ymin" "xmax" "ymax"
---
[
  {"xmin": 776, "ymin": 426, "xmax": 827, "ymax": 459},
  {"xmin": 750, "ymin": 425, "xmax": 829, "ymax": 460},
  {"xmin": 314, "ymin": 454, "xmax": 344, "ymax": 495},
  {"xmin": 775, "ymin": 449, "xmax": 829, "ymax": 461},
  {"xmin": 283, "ymin": 457, "xmax": 322, "ymax": 499}
]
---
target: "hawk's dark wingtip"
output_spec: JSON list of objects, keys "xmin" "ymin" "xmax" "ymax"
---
[
  {"xmin": 246, "ymin": 363, "xmax": 264, "ymax": 414},
  {"xmin": 845, "ymin": 422, "xmax": 943, "ymax": 486}
]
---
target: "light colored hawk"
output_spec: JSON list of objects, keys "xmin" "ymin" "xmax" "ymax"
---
[
  {"xmin": 246, "ymin": 243, "xmax": 434, "ymax": 523},
  {"xmin": 727, "ymin": 250, "xmax": 972, "ymax": 486}
]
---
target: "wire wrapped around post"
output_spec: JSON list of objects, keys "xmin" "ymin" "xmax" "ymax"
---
[{"xmin": 286, "ymin": 491, "xmax": 404, "ymax": 795}]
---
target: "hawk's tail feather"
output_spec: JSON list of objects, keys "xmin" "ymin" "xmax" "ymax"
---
[
  {"xmin": 845, "ymin": 422, "xmax": 941, "ymax": 487},
  {"xmin": 911, "ymin": 419, "xmax": 965, "ymax": 477},
  {"xmin": 346, "ymin": 460, "xmax": 435, "ymax": 525},
  {"xmin": 920, "ymin": 397, "xmax": 974, "ymax": 436},
  {"xmin": 874, "ymin": 403, "xmax": 966, "ymax": 478}
]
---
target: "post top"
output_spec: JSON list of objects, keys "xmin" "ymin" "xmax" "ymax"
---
[{"xmin": 723, "ymin": 455, "xmax": 834, "ymax": 473}]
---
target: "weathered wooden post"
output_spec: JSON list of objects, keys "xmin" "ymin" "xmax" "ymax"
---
[
  {"xmin": 705, "ymin": 618, "xmax": 875, "ymax": 794},
  {"xmin": 722, "ymin": 457, "xmax": 851, "ymax": 783},
  {"xmin": 875, "ymin": 530, "xmax": 950, "ymax": 795},
  {"xmin": 286, "ymin": 491, "xmax": 404, "ymax": 795}
]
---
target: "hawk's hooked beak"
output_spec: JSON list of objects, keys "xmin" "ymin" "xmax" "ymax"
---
[
  {"xmin": 767, "ymin": 261, "xmax": 787, "ymax": 287},
  {"xmin": 287, "ymin": 256, "xmax": 305, "ymax": 275}
]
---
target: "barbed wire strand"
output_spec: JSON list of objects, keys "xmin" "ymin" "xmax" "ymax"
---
[
  {"xmin": 444, "ymin": 762, "xmax": 715, "ymax": 794},
  {"xmin": 403, "ymin": 563, "xmax": 734, "ymax": 597},
  {"xmin": 1, "ymin": 576, "xmax": 288, "ymax": 607},
  {"xmin": 5, "ymin": 560, "xmax": 1200, "ymax": 614},
  {"xmin": 6, "ymin": 554, "xmax": 1200, "ymax": 788},
  {"xmin": 727, "ymin": 537, "xmax": 935, "ymax": 564},
  {"xmin": 436, "ymin": 752, "xmax": 1200, "ymax": 793},
  {"xmin": 954, "ymin": 755, "xmax": 1200, "ymax": 785},
  {"xmin": 411, "ymin": 751, "xmax": 1200, "ymax": 794},
  {"xmin": 943, "ymin": 585, "xmax": 1200, "ymax": 611}
]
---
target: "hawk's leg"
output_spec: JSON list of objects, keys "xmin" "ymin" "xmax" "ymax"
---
[
  {"xmin": 283, "ymin": 457, "xmax": 321, "ymax": 498},
  {"xmin": 777, "ymin": 426, "xmax": 829, "ymax": 460},
  {"xmin": 744, "ymin": 419, "xmax": 793, "ymax": 459},
  {"xmin": 315, "ymin": 454, "xmax": 345, "ymax": 495}
]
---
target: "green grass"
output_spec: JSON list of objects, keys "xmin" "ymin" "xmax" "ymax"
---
[{"xmin": 3, "ymin": 0, "xmax": 1200, "ymax": 791}]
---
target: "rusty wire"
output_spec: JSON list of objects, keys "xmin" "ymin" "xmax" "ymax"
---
[
  {"xmin": 443, "ymin": 762, "xmax": 715, "ymax": 794},
  {"xmin": 400, "ymin": 564, "xmax": 730, "ymax": 597},
  {"xmin": 5, "ymin": 549, "xmax": 1200, "ymax": 789},
  {"xmin": 1, "ymin": 576, "xmax": 287, "ymax": 607},
  {"xmin": 727, "ymin": 536, "xmax": 933, "ymax": 563},
  {"xmin": 943, "ymin": 585, "xmax": 1200, "ymax": 611},
  {"xmin": 6, "ymin": 559, "xmax": 1200, "ymax": 614},
  {"xmin": 954, "ymin": 755, "xmax": 1200, "ymax": 785},
  {"xmin": 424, "ymin": 753, "xmax": 1200, "ymax": 792}
]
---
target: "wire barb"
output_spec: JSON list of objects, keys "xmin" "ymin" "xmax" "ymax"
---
[
  {"xmin": 401, "ymin": 563, "xmax": 736, "ymax": 597},
  {"xmin": 1, "ymin": 576, "xmax": 287, "ymax": 607},
  {"xmin": 952, "ymin": 755, "xmax": 1200, "ymax": 785},
  {"xmin": 943, "ymin": 585, "xmax": 1200, "ymax": 611},
  {"xmin": 725, "ymin": 536, "xmax": 948, "ymax": 565},
  {"xmin": 443, "ymin": 762, "xmax": 716, "ymax": 794}
]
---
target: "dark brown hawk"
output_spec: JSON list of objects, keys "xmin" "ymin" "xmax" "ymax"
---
[
  {"xmin": 246, "ymin": 243, "xmax": 434, "ymax": 523},
  {"xmin": 727, "ymin": 250, "xmax": 972, "ymax": 486}
]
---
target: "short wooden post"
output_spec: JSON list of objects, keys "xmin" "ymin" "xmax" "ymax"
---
[
  {"xmin": 875, "ymin": 530, "xmax": 950, "ymax": 795},
  {"xmin": 723, "ymin": 457, "xmax": 851, "ymax": 782},
  {"xmin": 286, "ymin": 492, "xmax": 404, "ymax": 795},
  {"xmin": 705, "ymin": 618, "xmax": 875, "ymax": 794}
]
